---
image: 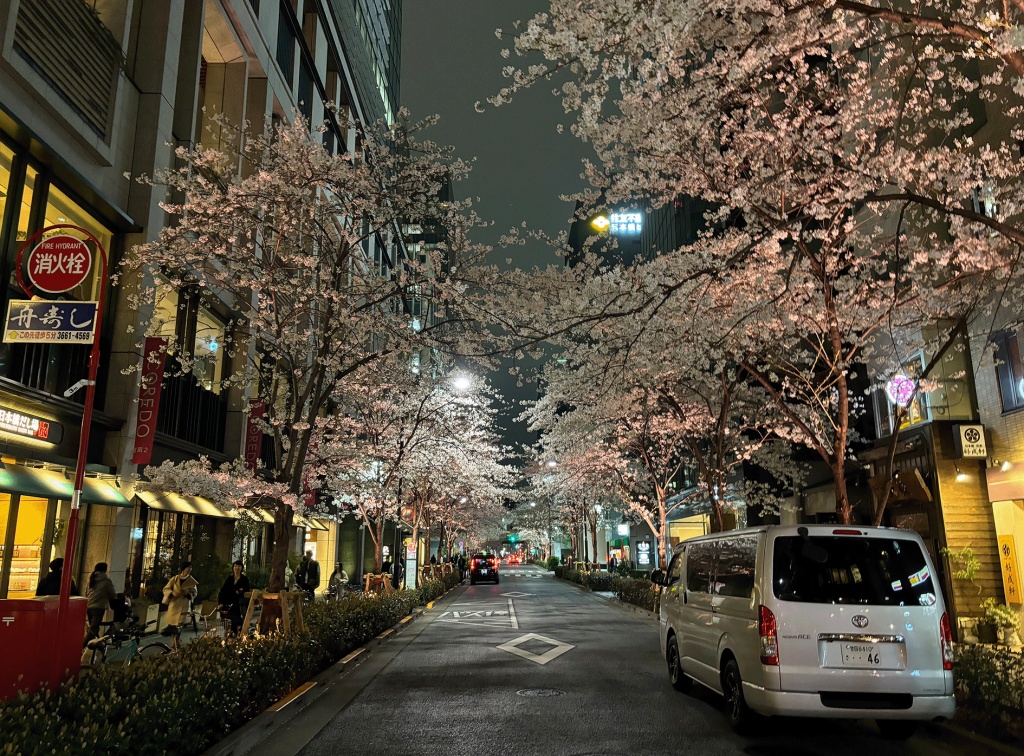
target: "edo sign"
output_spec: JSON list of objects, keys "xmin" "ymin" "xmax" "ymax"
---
[
  {"xmin": 26, "ymin": 235, "xmax": 92, "ymax": 293},
  {"xmin": 3, "ymin": 300, "xmax": 98, "ymax": 344},
  {"xmin": 131, "ymin": 337, "xmax": 168, "ymax": 465}
]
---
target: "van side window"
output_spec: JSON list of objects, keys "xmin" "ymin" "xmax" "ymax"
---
[
  {"xmin": 715, "ymin": 536, "xmax": 757, "ymax": 598},
  {"xmin": 686, "ymin": 541, "xmax": 714, "ymax": 593},
  {"xmin": 666, "ymin": 553, "xmax": 683, "ymax": 587}
]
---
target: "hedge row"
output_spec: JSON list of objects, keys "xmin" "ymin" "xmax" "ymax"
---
[
  {"xmin": 552, "ymin": 566, "xmax": 660, "ymax": 612},
  {"xmin": 417, "ymin": 570, "xmax": 462, "ymax": 604},
  {"xmin": 953, "ymin": 644, "xmax": 1024, "ymax": 744},
  {"xmin": 1, "ymin": 591, "xmax": 422, "ymax": 756}
]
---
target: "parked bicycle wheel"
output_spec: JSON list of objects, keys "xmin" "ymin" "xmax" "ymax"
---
[{"xmin": 136, "ymin": 641, "xmax": 172, "ymax": 660}]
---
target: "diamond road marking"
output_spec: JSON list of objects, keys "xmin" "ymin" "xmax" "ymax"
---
[
  {"xmin": 497, "ymin": 633, "xmax": 574, "ymax": 665},
  {"xmin": 501, "ymin": 592, "xmax": 532, "ymax": 598}
]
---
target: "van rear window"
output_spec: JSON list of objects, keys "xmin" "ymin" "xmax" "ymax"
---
[{"xmin": 772, "ymin": 536, "xmax": 934, "ymax": 605}]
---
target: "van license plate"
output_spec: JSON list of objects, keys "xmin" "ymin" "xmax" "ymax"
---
[{"xmin": 841, "ymin": 643, "xmax": 893, "ymax": 668}]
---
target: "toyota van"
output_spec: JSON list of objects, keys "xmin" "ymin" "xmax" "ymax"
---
[{"xmin": 656, "ymin": 525, "xmax": 955, "ymax": 738}]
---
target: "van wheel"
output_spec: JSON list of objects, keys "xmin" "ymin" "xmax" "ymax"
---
[
  {"xmin": 666, "ymin": 636, "xmax": 691, "ymax": 692},
  {"xmin": 876, "ymin": 720, "xmax": 917, "ymax": 740},
  {"xmin": 722, "ymin": 659, "xmax": 753, "ymax": 735}
]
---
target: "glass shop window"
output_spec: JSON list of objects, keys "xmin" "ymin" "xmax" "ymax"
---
[
  {"xmin": 193, "ymin": 303, "xmax": 226, "ymax": 393},
  {"xmin": 41, "ymin": 186, "xmax": 111, "ymax": 302}
]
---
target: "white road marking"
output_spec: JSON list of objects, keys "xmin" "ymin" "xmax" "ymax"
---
[
  {"xmin": 436, "ymin": 600, "xmax": 518, "ymax": 629},
  {"xmin": 508, "ymin": 598, "xmax": 518, "ymax": 630},
  {"xmin": 496, "ymin": 633, "xmax": 574, "ymax": 665},
  {"xmin": 501, "ymin": 592, "xmax": 532, "ymax": 598}
]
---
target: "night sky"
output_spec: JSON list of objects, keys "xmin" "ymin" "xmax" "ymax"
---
[{"xmin": 401, "ymin": 2, "xmax": 592, "ymax": 457}]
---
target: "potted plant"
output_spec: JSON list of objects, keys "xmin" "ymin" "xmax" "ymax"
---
[{"xmin": 980, "ymin": 597, "xmax": 1022, "ymax": 646}]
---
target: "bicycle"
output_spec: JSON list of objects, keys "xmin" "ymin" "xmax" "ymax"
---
[
  {"xmin": 84, "ymin": 614, "xmax": 173, "ymax": 667},
  {"xmin": 181, "ymin": 604, "xmax": 228, "ymax": 638}
]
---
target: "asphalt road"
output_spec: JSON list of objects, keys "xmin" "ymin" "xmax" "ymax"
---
[{"xmin": 289, "ymin": 565, "xmax": 971, "ymax": 756}]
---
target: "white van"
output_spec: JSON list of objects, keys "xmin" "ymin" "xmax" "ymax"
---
[{"xmin": 656, "ymin": 524, "xmax": 955, "ymax": 738}]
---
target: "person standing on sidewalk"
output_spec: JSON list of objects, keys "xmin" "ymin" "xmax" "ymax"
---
[
  {"xmin": 296, "ymin": 550, "xmax": 321, "ymax": 600},
  {"xmin": 85, "ymin": 562, "xmax": 116, "ymax": 644},
  {"xmin": 218, "ymin": 560, "xmax": 250, "ymax": 636},
  {"xmin": 36, "ymin": 558, "xmax": 79, "ymax": 597},
  {"xmin": 162, "ymin": 562, "xmax": 198, "ymax": 651}
]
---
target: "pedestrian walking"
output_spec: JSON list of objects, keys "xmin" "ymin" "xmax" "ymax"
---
[
  {"xmin": 458, "ymin": 554, "xmax": 467, "ymax": 580},
  {"xmin": 35, "ymin": 558, "xmax": 79, "ymax": 597},
  {"xmin": 609, "ymin": 555, "xmax": 617, "ymax": 573},
  {"xmin": 217, "ymin": 560, "xmax": 250, "ymax": 635},
  {"xmin": 85, "ymin": 562, "xmax": 116, "ymax": 644},
  {"xmin": 295, "ymin": 550, "xmax": 320, "ymax": 600},
  {"xmin": 328, "ymin": 562, "xmax": 349, "ymax": 599},
  {"xmin": 429, "ymin": 554, "xmax": 437, "ymax": 565},
  {"xmin": 162, "ymin": 562, "xmax": 198, "ymax": 651},
  {"xmin": 391, "ymin": 557, "xmax": 405, "ymax": 589}
]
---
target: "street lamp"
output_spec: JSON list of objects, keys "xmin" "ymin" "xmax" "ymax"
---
[
  {"xmin": 453, "ymin": 375, "xmax": 471, "ymax": 391},
  {"xmin": 546, "ymin": 460, "xmax": 558, "ymax": 469},
  {"xmin": 530, "ymin": 501, "xmax": 536, "ymax": 507}
]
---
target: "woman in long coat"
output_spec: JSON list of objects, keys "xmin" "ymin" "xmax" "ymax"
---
[{"xmin": 163, "ymin": 562, "xmax": 198, "ymax": 650}]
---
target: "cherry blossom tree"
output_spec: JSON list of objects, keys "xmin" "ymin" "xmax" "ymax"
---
[
  {"xmin": 124, "ymin": 115, "xmax": 494, "ymax": 592},
  {"xmin": 495, "ymin": 0, "xmax": 1024, "ymax": 523}
]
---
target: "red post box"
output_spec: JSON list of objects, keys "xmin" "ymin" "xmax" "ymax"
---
[{"xmin": 0, "ymin": 596, "xmax": 87, "ymax": 700}]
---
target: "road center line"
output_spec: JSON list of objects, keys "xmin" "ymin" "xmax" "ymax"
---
[{"xmin": 508, "ymin": 597, "xmax": 518, "ymax": 630}]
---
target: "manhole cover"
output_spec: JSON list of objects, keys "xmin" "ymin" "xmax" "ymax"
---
[{"xmin": 516, "ymin": 688, "xmax": 564, "ymax": 697}]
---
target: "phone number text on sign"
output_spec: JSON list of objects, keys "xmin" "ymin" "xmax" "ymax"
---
[{"xmin": 3, "ymin": 300, "xmax": 99, "ymax": 344}]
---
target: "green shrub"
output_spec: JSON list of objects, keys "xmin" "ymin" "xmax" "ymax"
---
[
  {"xmin": 553, "ymin": 566, "xmax": 564, "ymax": 579},
  {"xmin": 0, "ymin": 591, "xmax": 419, "ymax": 756},
  {"xmin": 953, "ymin": 644, "xmax": 1024, "ymax": 743},
  {"xmin": 546, "ymin": 556, "xmax": 559, "ymax": 570},
  {"xmin": 612, "ymin": 577, "xmax": 660, "ymax": 612},
  {"xmin": 582, "ymin": 572, "xmax": 616, "ymax": 592},
  {"xmin": 247, "ymin": 564, "xmax": 271, "ymax": 591}
]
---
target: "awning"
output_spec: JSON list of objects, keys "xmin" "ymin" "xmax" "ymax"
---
[
  {"xmin": 299, "ymin": 516, "xmax": 328, "ymax": 531},
  {"xmin": 0, "ymin": 464, "xmax": 130, "ymax": 507},
  {"xmin": 137, "ymin": 490, "xmax": 237, "ymax": 519}
]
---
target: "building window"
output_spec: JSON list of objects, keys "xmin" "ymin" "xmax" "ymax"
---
[
  {"xmin": 276, "ymin": 4, "xmax": 295, "ymax": 86},
  {"xmin": 0, "ymin": 136, "xmax": 116, "ymax": 404},
  {"xmin": 994, "ymin": 330, "xmax": 1024, "ymax": 413}
]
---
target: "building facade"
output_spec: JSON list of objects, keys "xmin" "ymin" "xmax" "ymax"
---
[{"xmin": 0, "ymin": 0, "xmax": 404, "ymax": 605}]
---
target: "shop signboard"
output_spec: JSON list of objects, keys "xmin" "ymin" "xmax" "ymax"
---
[
  {"xmin": 0, "ymin": 407, "xmax": 63, "ymax": 444},
  {"xmin": 953, "ymin": 424, "xmax": 987, "ymax": 459},
  {"xmin": 243, "ymin": 400, "xmax": 265, "ymax": 472},
  {"xmin": 25, "ymin": 235, "xmax": 92, "ymax": 293},
  {"xmin": 636, "ymin": 540, "xmax": 653, "ymax": 566},
  {"xmin": 131, "ymin": 337, "xmax": 168, "ymax": 465},
  {"xmin": 998, "ymin": 535, "xmax": 1021, "ymax": 604},
  {"xmin": 3, "ymin": 300, "xmax": 98, "ymax": 344}
]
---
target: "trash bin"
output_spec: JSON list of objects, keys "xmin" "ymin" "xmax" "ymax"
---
[{"xmin": 0, "ymin": 596, "xmax": 87, "ymax": 700}]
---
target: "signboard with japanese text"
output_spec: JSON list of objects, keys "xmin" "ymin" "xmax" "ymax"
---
[
  {"xmin": 25, "ymin": 235, "xmax": 92, "ymax": 293},
  {"xmin": 0, "ymin": 407, "xmax": 63, "ymax": 444},
  {"xmin": 636, "ymin": 540, "xmax": 652, "ymax": 566},
  {"xmin": 243, "ymin": 400, "xmax": 265, "ymax": 472},
  {"xmin": 954, "ymin": 424, "xmax": 987, "ymax": 459},
  {"xmin": 3, "ymin": 300, "xmax": 98, "ymax": 344},
  {"xmin": 998, "ymin": 535, "xmax": 1021, "ymax": 604},
  {"xmin": 131, "ymin": 337, "xmax": 168, "ymax": 465}
]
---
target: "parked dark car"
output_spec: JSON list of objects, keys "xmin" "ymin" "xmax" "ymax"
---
[{"xmin": 470, "ymin": 553, "xmax": 499, "ymax": 585}]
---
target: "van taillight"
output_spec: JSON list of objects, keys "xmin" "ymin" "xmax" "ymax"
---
[
  {"xmin": 759, "ymin": 605, "xmax": 779, "ymax": 665},
  {"xmin": 940, "ymin": 611, "xmax": 953, "ymax": 670},
  {"xmin": 832, "ymin": 529, "xmax": 863, "ymax": 535}
]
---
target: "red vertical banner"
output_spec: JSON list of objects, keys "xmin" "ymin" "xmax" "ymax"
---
[
  {"xmin": 131, "ymin": 337, "xmax": 168, "ymax": 465},
  {"xmin": 244, "ymin": 400, "xmax": 265, "ymax": 472}
]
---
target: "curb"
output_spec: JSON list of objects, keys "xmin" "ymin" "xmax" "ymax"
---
[
  {"xmin": 202, "ymin": 584, "xmax": 466, "ymax": 756},
  {"xmin": 925, "ymin": 721, "xmax": 1024, "ymax": 756}
]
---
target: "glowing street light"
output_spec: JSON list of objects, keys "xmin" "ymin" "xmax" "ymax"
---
[
  {"xmin": 530, "ymin": 501, "xmax": 536, "ymax": 507},
  {"xmin": 453, "ymin": 375, "xmax": 471, "ymax": 391},
  {"xmin": 546, "ymin": 460, "xmax": 558, "ymax": 469}
]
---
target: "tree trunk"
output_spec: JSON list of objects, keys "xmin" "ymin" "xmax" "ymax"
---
[
  {"xmin": 659, "ymin": 501, "xmax": 668, "ymax": 566},
  {"xmin": 590, "ymin": 512, "xmax": 598, "ymax": 565},
  {"xmin": 375, "ymin": 515, "xmax": 385, "ymax": 573},
  {"xmin": 833, "ymin": 462, "xmax": 852, "ymax": 524}
]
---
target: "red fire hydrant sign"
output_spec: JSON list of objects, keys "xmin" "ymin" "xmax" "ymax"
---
[{"xmin": 25, "ymin": 235, "xmax": 93, "ymax": 293}]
